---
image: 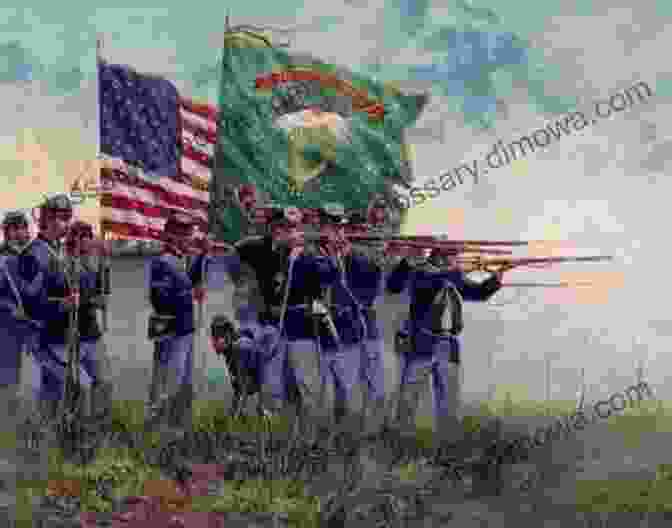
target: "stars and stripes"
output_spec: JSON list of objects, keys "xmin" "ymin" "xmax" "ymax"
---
[{"xmin": 98, "ymin": 59, "xmax": 216, "ymax": 241}]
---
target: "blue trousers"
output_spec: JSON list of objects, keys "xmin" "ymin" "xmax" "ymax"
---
[
  {"xmin": 151, "ymin": 333, "xmax": 193, "ymax": 393},
  {"xmin": 148, "ymin": 333, "xmax": 194, "ymax": 427},
  {"xmin": 35, "ymin": 341, "xmax": 95, "ymax": 402},
  {"xmin": 396, "ymin": 323, "xmax": 462, "ymax": 430},
  {"xmin": 253, "ymin": 324, "xmax": 286, "ymax": 410},
  {"xmin": 361, "ymin": 337, "xmax": 385, "ymax": 403},
  {"xmin": 0, "ymin": 313, "xmax": 35, "ymax": 386},
  {"xmin": 281, "ymin": 338, "xmax": 324, "ymax": 416},
  {"xmin": 321, "ymin": 342, "xmax": 361, "ymax": 420}
]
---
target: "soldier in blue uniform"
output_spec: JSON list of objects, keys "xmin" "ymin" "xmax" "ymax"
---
[
  {"xmin": 146, "ymin": 212, "xmax": 207, "ymax": 429},
  {"xmin": 209, "ymin": 314, "xmax": 267, "ymax": 416},
  {"xmin": 0, "ymin": 210, "xmax": 41, "ymax": 435},
  {"xmin": 386, "ymin": 249, "xmax": 507, "ymax": 438},
  {"xmin": 15, "ymin": 194, "xmax": 85, "ymax": 421},
  {"xmin": 317, "ymin": 204, "xmax": 370, "ymax": 425},
  {"xmin": 0, "ymin": 211, "xmax": 36, "ymax": 401},
  {"xmin": 64, "ymin": 221, "xmax": 113, "ymax": 421},
  {"xmin": 0, "ymin": 212, "xmax": 38, "ymax": 520},
  {"xmin": 346, "ymin": 203, "xmax": 390, "ymax": 426},
  {"xmin": 232, "ymin": 208, "xmax": 341, "ymax": 417}
]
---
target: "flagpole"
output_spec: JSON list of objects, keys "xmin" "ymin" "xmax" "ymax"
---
[{"xmin": 96, "ymin": 34, "xmax": 112, "ymax": 334}]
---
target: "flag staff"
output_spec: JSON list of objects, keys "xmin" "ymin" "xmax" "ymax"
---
[{"xmin": 96, "ymin": 34, "xmax": 111, "ymax": 332}]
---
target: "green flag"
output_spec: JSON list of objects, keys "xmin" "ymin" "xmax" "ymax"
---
[{"xmin": 210, "ymin": 28, "xmax": 427, "ymax": 242}]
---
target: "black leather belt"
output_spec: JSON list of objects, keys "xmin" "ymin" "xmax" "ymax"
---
[{"xmin": 259, "ymin": 312, "xmax": 280, "ymax": 326}]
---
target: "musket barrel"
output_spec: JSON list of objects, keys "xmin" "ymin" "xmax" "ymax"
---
[
  {"xmin": 471, "ymin": 255, "xmax": 613, "ymax": 264},
  {"xmin": 501, "ymin": 281, "xmax": 596, "ymax": 288},
  {"xmin": 347, "ymin": 234, "xmax": 531, "ymax": 246}
]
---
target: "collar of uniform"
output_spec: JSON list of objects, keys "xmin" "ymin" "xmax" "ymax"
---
[
  {"xmin": 0, "ymin": 242, "xmax": 18, "ymax": 255},
  {"xmin": 37, "ymin": 233, "xmax": 61, "ymax": 252}
]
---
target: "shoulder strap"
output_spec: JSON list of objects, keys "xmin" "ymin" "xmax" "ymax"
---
[
  {"xmin": 41, "ymin": 240, "xmax": 73, "ymax": 289},
  {"xmin": 430, "ymin": 283, "xmax": 463, "ymax": 334},
  {"xmin": 1, "ymin": 261, "xmax": 25, "ymax": 314}
]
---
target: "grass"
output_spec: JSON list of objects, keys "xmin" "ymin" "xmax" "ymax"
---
[
  {"xmin": 19, "ymin": 390, "xmax": 672, "ymax": 523},
  {"xmin": 12, "ymin": 399, "xmax": 334, "ymax": 526},
  {"xmin": 111, "ymin": 398, "xmax": 292, "ymax": 435},
  {"xmin": 574, "ymin": 465, "xmax": 672, "ymax": 513},
  {"xmin": 475, "ymin": 388, "xmax": 672, "ymax": 513}
]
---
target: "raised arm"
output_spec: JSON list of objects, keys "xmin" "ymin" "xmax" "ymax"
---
[{"xmin": 313, "ymin": 254, "xmax": 341, "ymax": 286}]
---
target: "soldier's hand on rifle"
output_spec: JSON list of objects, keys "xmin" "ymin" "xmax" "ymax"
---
[
  {"xmin": 289, "ymin": 245, "xmax": 304, "ymax": 260},
  {"xmin": 60, "ymin": 292, "xmax": 80, "ymax": 310},
  {"xmin": 193, "ymin": 286, "xmax": 206, "ymax": 303},
  {"xmin": 285, "ymin": 228, "xmax": 305, "ymax": 251},
  {"xmin": 319, "ymin": 224, "xmax": 350, "ymax": 258},
  {"xmin": 492, "ymin": 262, "xmax": 517, "ymax": 276}
]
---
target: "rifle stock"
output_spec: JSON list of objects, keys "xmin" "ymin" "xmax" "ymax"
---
[
  {"xmin": 452, "ymin": 255, "xmax": 613, "ymax": 272},
  {"xmin": 59, "ymin": 252, "xmax": 82, "ymax": 424}
]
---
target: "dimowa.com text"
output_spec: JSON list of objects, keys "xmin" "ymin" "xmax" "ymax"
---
[
  {"xmin": 493, "ymin": 380, "xmax": 655, "ymax": 465},
  {"xmin": 389, "ymin": 80, "xmax": 653, "ymax": 210}
]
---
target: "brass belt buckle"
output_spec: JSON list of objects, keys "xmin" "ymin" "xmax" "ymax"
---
[{"xmin": 13, "ymin": 307, "xmax": 29, "ymax": 321}]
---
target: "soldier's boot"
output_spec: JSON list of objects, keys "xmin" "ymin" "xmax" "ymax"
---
[
  {"xmin": 361, "ymin": 396, "xmax": 388, "ymax": 436},
  {"xmin": 333, "ymin": 400, "xmax": 348, "ymax": 426},
  {"xmin": 90, "ymin": 381, "xmax": 114, "ymax": 422},
  {"xmin": 38, "ymin": 399, "xmax": 59, "ymax": 425},
  {"xmin": 167, "ymin": 384, "xmax": 194, "ymax": 430}
]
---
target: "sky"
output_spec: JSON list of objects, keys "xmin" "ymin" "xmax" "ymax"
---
[{"xmin": 0, "ymin": 1, "xmax": 671, "ymax": 403}]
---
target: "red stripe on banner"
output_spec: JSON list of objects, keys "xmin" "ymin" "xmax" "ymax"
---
[
  {"xmin": 101, "ymin": 194, "xmax": 208, "ymax": 230},
  {"xmin": 180, "ymin": 97, "xmax": 219, "ymax": 122},
  {"xmin": 181, "ymin": 140, "xmax": 214, "ymax": 170},
  {"xmin": 101, "ymin": 194, "xmax": 163, "ymax": 219},
  {"xmin": 100, "ymin": 167, "xmax": 208, "ymax": 211},
  {"xmin": 181, "ymin": 117, "xmax": 217, "ymax": 145}
]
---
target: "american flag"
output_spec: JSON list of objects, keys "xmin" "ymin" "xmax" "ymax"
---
[{"xmin": 98, "ymin": 59, "xmax": 216, "ymax": 241}]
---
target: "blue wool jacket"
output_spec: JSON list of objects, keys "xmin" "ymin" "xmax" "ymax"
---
[
  {"xmin": 281, "ymin": 254, "xmax": 341, "ymax": 342},
  {"xmin": 0, "ymin": 256, "xmax": 18, "ymax": 317},
  {"xmin": 330, "ymin": 252, "xmax": 385, "ymax": 344},
  {"xmin": 0, "ymin": 255, "xmax": 43, "ymax": 332},
  {"xmin": 233, "ymin": 236, "xmax": 342, "ymax": 342},
  {"xmin": 78, "ymin": 264, "xmax": 103, "ymax": 341},
  {"xmin": 386, "ymin": 258, "xmax": 501, "ymax": 332},
  {"xmin": 149, "ymin": 253, "xmax": 207, "ymax": 338},
  {"xmin": 16, "ymin": 236, "xmax": 73, "ymax": 345}
]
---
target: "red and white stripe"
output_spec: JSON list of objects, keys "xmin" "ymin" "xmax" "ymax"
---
[{"xmin": 100, "ymin": 97, "xmax": 217, "ymax": 241}]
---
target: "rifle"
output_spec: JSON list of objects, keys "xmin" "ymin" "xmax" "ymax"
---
[
  {"xmin": 346, "ymin": 233, "xmax": 532, "ymax": 247},
  {"xmin": 58, "ymin": 239, "xmax": 83, "ymax": 440},
  {"xmin": 443, "ymin": 255, "xmax": 613, "ymax": 273},
  {"xmin": 96, "ymin": 244, "xmax": 111, "ymax": 333},
  {"xmin": 250, "ymin": 206, "xmax": 322, "ymax": 226}
]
